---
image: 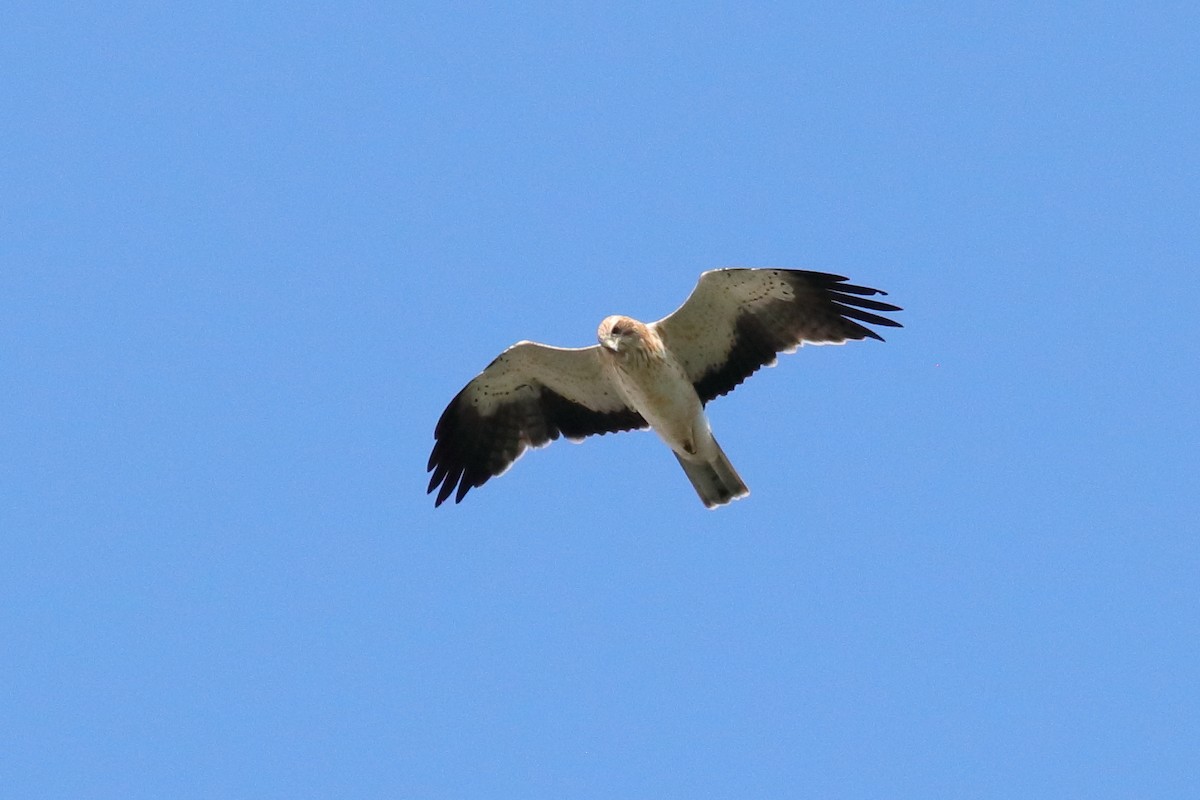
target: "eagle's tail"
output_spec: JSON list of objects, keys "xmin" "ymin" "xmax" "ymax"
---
[{"xmin": 674, "ymin": 438, "xmax": 750, "ymax": 509}]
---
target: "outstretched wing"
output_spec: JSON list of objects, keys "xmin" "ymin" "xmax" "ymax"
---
[
  {"xmin": 427, "ymin": 341, "xmax": 648, "ymax": 506},
  {"xmin": 652, "ymin": 269, "xmax": 902, "ymax": 404}
]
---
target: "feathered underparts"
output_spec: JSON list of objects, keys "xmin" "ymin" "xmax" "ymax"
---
[{"xmin": 597, "ymin": 315, "xmax": 749, "ymax": 508}]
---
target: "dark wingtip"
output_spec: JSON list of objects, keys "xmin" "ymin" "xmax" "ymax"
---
[{"xmin": 832, "ymin": 278, "xmax": 891, "ymax": 297}]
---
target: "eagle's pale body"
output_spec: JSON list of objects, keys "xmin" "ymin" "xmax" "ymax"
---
[
  {"xmin": 598, "ymin": 317, "xmax": 703, "ymax": 457},
  {"xmin": 595, "ymin": 314, "xmax": 746, "ymax": 506},
  {"xmin": 427, "ymin": 268, "xmax": 902, "ymax": 508}
]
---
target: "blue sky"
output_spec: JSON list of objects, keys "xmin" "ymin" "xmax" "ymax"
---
[{"xmin": 4, "ymin": 2, "xmax": 1198, "ymax": 797}]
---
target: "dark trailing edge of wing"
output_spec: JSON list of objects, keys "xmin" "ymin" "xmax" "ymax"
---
[
  {"xmin": 427, "ymin": 385, "xmax": 648, "ymax": 506},
  {"xmin": 692, "ymin": 271, "xmax": 903, "ymax": 404}
]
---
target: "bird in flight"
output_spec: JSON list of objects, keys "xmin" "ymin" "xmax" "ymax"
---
[{"xmin": 427, "ymin": 268, "xmax": 902, "ymax": 508}]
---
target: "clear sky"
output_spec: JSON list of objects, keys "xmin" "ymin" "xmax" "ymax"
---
[{"xmin": 4, "ymin": 3, "xmax": 1198, "ymax": 798}]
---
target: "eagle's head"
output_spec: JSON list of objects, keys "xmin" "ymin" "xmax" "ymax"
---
[
  {"xmin": 598, "ymin": 315, "xmax": 639, "ymax": 355},
  {"xmin": 598, "ymin": 315, "xmax": 662, "ymax": 367}
]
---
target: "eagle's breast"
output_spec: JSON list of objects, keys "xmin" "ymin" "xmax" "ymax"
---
[{"xmin": 606, "ymin": 334, "xmax": 703, "ymax": 455}]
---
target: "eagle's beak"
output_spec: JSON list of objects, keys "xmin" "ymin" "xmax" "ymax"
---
[{"xmin": 600, "ymin": 335, "xmax": 619, "ymax": 353}]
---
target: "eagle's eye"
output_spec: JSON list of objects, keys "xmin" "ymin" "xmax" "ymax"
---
[{"xmin": 611, "ymin": 324, "xmax": 624, "ymax": 336}]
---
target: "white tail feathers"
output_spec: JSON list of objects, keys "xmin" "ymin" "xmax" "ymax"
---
[{"xmin": 673, "ymin": 437, "xmax": 750, "ymax": 509}]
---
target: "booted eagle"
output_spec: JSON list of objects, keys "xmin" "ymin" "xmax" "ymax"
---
[{"xmin": 427, "ymin": 268, "xmax": 901, "ymax": 508}]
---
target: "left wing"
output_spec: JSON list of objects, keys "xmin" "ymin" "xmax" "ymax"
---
[
  {"xmin": 427, "ymin": 341, "xmax": 647, "ymax": 506},
  {"xmin": 652, "ymin": 269, "xmax": 902, "ymax": 404}
]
